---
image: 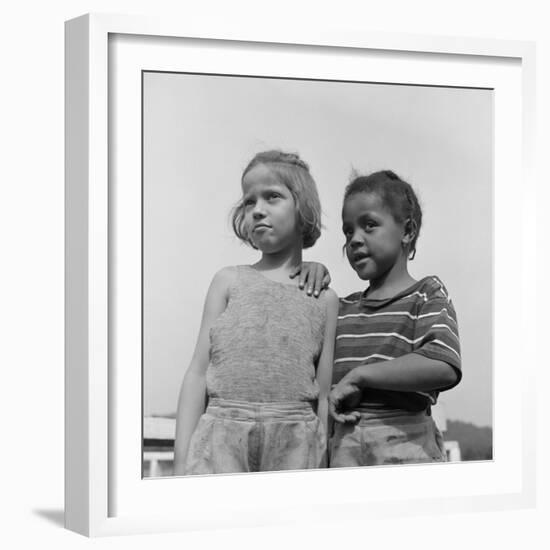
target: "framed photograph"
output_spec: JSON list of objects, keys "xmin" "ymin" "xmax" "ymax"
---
[{"xmin": 65, "ymin": 13, "xmax": 536, "ymax": 537}]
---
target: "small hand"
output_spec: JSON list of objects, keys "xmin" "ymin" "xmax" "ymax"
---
[
  {"xmin": 329, "ymin": 379, "xmax": 362, "ymax": 424},
  {"xmin": 289, "ymin": 262, "xmax": 331, "ymax": 297}
]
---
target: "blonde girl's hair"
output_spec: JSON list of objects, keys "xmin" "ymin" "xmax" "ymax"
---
[{"xmin": 232, "ymin": 150, "xmax": 322, "ymax": 249}]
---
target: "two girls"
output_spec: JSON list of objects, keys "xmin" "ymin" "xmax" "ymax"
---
[{"xmin": 174, "ymin": 154, "xmax": 462, "ymax": 474}]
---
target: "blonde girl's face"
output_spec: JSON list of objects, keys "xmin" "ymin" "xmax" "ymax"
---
[{"xmin": 241, "ymin": 164, "xmax": 301, "ymax": 253}]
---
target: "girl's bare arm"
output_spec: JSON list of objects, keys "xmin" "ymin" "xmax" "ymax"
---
[
  {"xmin": 173, "ymin": 267, "xmax": 235, "ymax": 475},
  {"xmin": 314, "ymin": 288, "xmax": 339, "ymax": 438},
  {"xmin": 341, "ymin": 354, "xmax": 457, "ymax": 392},
  {"xmin": 329, "ymin": 354, "xmax": 458, "ymax": 423}
]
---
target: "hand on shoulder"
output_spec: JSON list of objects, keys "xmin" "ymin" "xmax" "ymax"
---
[{"xmin": 290, "ymin": 261, "xmax": 331, "ymax": 297}]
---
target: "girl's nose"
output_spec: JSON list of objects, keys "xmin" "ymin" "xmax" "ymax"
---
[
  {"xmin": 349, "ymin": 229, "xmax": 364, "ymax": 247},
  {"xmin": 252, "ymin": 200, "xmax": 266, "ymax": 218}
]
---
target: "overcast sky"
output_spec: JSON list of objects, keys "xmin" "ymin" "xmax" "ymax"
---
[{"xmin": 143, "ymin": 72, "xmax": 493, "ymax": 427}]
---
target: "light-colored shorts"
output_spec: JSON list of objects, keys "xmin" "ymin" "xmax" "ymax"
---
[
  {"xmin": 185, "ymin": 398, "xmax": 326, "ymax": 475},
  {"xmin": 329, "ymin": 410, "xmax": 447, "ymax": 468}
]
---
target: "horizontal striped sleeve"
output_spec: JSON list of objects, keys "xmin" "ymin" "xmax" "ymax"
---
[{"xmin": 412, "ymin": 296, "xmax": 462, "ymax": 390}]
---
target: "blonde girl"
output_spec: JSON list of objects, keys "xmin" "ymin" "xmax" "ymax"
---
[{"xmin": 173, "ymin": 151, "xmax": 339, "ymax": 475}]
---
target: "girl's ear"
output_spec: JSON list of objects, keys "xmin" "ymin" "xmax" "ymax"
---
[{"xmin": 401, "ymin": 219, "xmax": 417, "ymax": 245}]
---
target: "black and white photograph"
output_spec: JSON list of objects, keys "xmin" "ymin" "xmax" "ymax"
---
[
  {"xmin": 141, "ymin": 71, "xmax": 493, "ymax": 478},
  {"xmin": 4, "ymin": 0, "xmax": 546, "ymax": 545}
]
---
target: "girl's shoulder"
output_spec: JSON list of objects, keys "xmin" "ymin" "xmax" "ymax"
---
[
  {"xmin": 322, "ymin": 286, "xmax": 339, "ymax": 301},
  {"xmin": 414, "ymin": 275, "xmax": 453, "ymax": 303},
  {"xmin": 211, "ymin": 264, "xmax": 283, "ymax": 293},
  {"xmin": 339, "ymin": 277, "xmax": 454, "ymax": 311},
  {"xmin": 210, "ymin": 265, "xmax": 241, "ymax": 292},
  {"xmin": 339, "ymin": 290, "xmax": 364, "ymax": 305},
  {"xmin": 318, "ymin": 287, "xmax": 339, "ymax": 310}
]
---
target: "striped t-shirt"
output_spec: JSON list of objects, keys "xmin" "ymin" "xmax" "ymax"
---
[{"xmin": 334, "ymin": 276, "xmax": 462, "ymax": 412}]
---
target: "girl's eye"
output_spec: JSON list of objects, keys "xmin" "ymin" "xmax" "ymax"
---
[
  {"xmin": 268, "ymin": 193, "xmax": 280, "ymax": 200},
  {"xmin": 243, "ymin": 198, "xmax": 255, "ymax": 207},
  {"xmin": 364, "ymin": 221, "xmax": 376, "ymax": 230}
]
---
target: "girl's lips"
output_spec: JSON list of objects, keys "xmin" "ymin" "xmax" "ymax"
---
[
  {"xmin": 253, "ymin": 224, "xmax": 271, "ymax": 232},
  {"xmin": 353, "ymin": 256, "xmax": 370, "ymax": 267},
  {"xmin": 353, "ymin": 254, "xmax": 369, "ymax": 263}
]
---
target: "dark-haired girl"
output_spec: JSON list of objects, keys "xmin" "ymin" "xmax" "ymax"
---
[{"xmin": 302, "ymin": 170, "xmax": 462, "ymax": 467}]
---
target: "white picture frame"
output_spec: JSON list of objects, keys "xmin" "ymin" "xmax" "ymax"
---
[{"xmin": 65, "ymin": 13, "xmax": 536, "ymax": 537}]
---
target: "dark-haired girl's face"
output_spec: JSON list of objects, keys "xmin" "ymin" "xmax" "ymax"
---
[{"xmin": 342, "ymin": 192, "xmax": 407, "ymax": 282}]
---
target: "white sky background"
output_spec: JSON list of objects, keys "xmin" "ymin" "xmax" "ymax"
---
[{"xmin": 143, "ymin": 72, "xmax": 493, "ymax": 427}]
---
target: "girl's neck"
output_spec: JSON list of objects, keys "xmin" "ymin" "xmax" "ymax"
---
[
  {"xmin": 254, "ymin": 246, "xmax": 303, "ymax": 277},
  {"xmin": 366, "ymin": 262, "xmax": 416, "ymax": 300}
]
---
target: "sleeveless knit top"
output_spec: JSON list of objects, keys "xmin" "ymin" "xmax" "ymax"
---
[{"xmin": 206, "ymin": 265, "xmax": 327, "ymax": 402}]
